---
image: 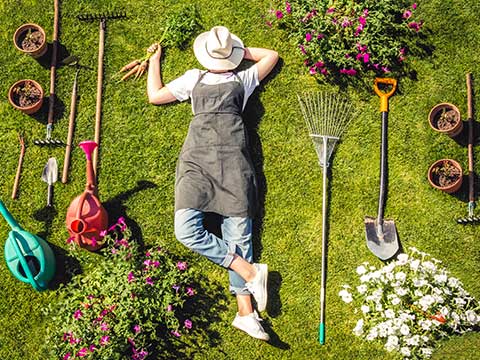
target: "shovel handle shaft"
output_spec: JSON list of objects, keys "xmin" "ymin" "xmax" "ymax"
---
[
  {"xmin": 467, "ymin": 73, "xmax": 475, "ymax": 203},
  {"xmin": 47, "ymin": 185, "xmax": 53, "ymax": 207},
  {"xmin": 378, "ymin": 111, "xmax": 389, "ymax": 225},
  {"xmin": 62, "ymin": 71, "xmax": 79, "ymax": 184},
  {"xmin": 374, "ymin": 78, "xmax": 397, "ymax": 112}
]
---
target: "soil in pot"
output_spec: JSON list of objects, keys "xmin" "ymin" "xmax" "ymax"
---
[
  {"xmin": 11, "ymin": 81, "xmax": 42, "ymax": 108},
  {"xmin": 430, "ymin": 160, "xmax": 461, "ymax": 187},
  {"xmin": 19, "ymin": 29, "xmax": 44, "ymax": 52},
  {"xmin": 434, "ymin": 108, "xmax": 460, "ymax": 131}
]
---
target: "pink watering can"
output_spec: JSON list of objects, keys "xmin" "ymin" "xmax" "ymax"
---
[{"xmin": 66, "ymin": 141, "xmax": 108, "ymax": 251}]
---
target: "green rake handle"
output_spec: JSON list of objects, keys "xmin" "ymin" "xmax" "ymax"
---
[{"xmin": 319, "ymin": 136, "xmax": 328, "ymax": 345}]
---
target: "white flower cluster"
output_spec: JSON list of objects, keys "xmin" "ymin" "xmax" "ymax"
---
[{"xmin": 338, "ymin": 247, "xmax": 480, "ymax": 359}]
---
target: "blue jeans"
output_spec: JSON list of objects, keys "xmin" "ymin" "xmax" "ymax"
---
[{"xmin": 174, "ymin": 208, "xmax": 253, "ymax": 295}]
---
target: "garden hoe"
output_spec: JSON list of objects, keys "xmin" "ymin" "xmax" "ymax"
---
[
  {"xmin": 78, "ymin": 10, "xmax": 127, "ymax": 176},
  {"xmin": 458, "ymin": 73, "xmax": 479, "ymax": 224},
  {"xmin": 365, "ymin": 78, "xmax": 400, "ymax": 261}
]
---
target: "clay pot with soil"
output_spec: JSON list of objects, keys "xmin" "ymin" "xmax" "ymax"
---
[
  {"xmin": 427, "ymin": 158, "xmax": 463, "ymax": 194},
  {"xmin": 13, "ymin": 23, "xmax": 47, "ymax": 58},
  {"xmin": 428, "ymin": 103, "xmax": 463, "ymax": 138},
  {"xmin": 8, "ymin": 79, "xmax": 44, "ymax": 115}
]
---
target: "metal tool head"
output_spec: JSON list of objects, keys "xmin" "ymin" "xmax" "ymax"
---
[
  {"xmin": 77, "ymin": 10, "xmax": 127, "ymax": 22},
  {"xmin": 365, "ymin": 216, "xmax": 400, "ymax": 261},
  {"xmin": 42, "ymin": 157, "xmax": 58, "ymax": 185},
  {"xmin": 34, "ymin": 139, "xmax": 64, "ymax": 146},
  {"xmin": 457, "ymin": 216, "xmax": 480, "ymax": 224}
]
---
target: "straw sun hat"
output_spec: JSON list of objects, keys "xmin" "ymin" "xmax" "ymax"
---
[{"xmin": 193, "ymin": 26, "xmax": 245, "ymax": 71}]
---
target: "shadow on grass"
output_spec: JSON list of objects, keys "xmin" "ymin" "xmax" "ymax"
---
[{"xmin": 103, "ymin": 180, "xmax": 158, "ymax": 249}]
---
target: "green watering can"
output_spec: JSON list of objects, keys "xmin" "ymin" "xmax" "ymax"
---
[{"xmin": 0, "ymin": 200, "xmax": 55, "ymax": 291}]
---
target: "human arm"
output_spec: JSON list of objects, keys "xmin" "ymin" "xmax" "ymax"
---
[
  {"xmin": 243, "ymin": 47, "xmax": 279, "ymax": 82},
  {"xmin": 147, "ymin": 44, "xmax": 177, "ymax": 105}
]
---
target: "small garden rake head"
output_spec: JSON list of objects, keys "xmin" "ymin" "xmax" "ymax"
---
[{"xmin": 298, "ymin": 91, "xmax": 355, "ymax": 345}]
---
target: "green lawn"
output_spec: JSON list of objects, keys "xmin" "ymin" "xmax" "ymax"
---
[{"xmin": 1, "ymin": 0, "xmax": 479, "ymax": 359}]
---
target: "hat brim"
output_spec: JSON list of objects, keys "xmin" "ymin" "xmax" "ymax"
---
[{"xmin": 193, "ymin": 31, "xmax": 244, "ymax": 71}]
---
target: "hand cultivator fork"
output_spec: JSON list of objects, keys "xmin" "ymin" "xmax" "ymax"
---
[{"xmin": 77, "ymin": 10, "xmax": 127, "ymax": 176}]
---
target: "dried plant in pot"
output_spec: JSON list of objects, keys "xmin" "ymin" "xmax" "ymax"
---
[
  {"xmin": 8, "ymin": 79, "xmax": 44, "ymax": 115},
  {"xmin": 427, "ymin": 158, "xmax": 463, "ymax": 194},
  {"xmin": 428, "ymin": 103, "xmax": 463, "ymax": 138},
  {"xmin": 13, "ymin": 23, "xmax": 47, "ymax": 58}
]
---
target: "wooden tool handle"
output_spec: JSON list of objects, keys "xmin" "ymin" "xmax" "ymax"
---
[
  {"xmin": 47, "ymin": 0, "xmax": 60, "ymax": 126},
  {"xmin": 62, "ymin": 71, "xmax": 79, "ymax": 183},
  {"xmin": 466, "ymin": 73, "xmax": 475, "ymax": 202},
  {"xmin": 93, "ymin": 19, "xmax": 106, "ymax": 177},
  {"xmin": 12, "ymin": 136, "xmax": 25, "ymax": 199}
]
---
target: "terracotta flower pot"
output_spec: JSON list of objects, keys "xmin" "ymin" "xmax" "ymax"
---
[
  {"xmin": 13, "ymin": 23, "xmax": 47, "ymax": 58},
  {"xmin": 428, "ymin": 103, "xmax": 463, "ymax": 138},
  {"xmin": 427, "ymin": 158, "xmax": 463, "ymax": 194},
  {"xmin": 8, "ymin": 79, "xmax": 44, "ymax": 115}
]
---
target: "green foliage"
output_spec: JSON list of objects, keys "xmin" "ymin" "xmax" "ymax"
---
[
  {"xmin": 159, "ymin": 5, "xmax": 201, "ymax": 49},
  {"xmin": 266, "ymin": 0, "xmax": 427, "ymax": 85},
  {"xmin": 44, "ymin": 221, "xmax": 196, "ymax": 360}
]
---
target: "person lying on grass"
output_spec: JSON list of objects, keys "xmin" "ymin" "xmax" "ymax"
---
[{"xmin": 147, "ymin": 26, "xmax": 278, "ymax": 341}]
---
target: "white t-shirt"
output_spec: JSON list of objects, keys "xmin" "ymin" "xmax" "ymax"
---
[{"xmin": 166, "ymin": 65, "xmax": 259, "ymax": 111}]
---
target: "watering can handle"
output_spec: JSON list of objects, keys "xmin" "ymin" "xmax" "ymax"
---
[
  {"xmin": 374, "ymin": 78, "xmax": 397, "ymax": 112},
  {"xmin": 0, "ymin": 200, "xmax": 21, "ymax": 231},
  {"xmin": 9, "ymin": 233, "xmax": 44, "ymax": 291}
]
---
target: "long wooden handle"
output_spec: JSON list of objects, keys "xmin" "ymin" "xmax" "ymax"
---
[
  {"xmin": 47, "ymin": 0, "xmax": 60, "ymax": 127},
  {"xmin": 12, "ymin": 136, "xmax": 25, "ymax": 199},
  {"xmin": 62, "ymin": 71, "xmax": 79, "ymax": 183},
  {"xmin": 467, "ymin": 73, "xmax": 474, "ymax": 203},
  {"xmin": 93, "ymin": 19, "xmax": 106, "ymax": 176}
]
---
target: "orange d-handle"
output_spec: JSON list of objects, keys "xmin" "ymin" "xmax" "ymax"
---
[{"xmin": 374, "ymin": 78, "xmax": 397, "ymax": 112}]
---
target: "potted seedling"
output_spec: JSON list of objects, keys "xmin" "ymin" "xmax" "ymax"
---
[
  {"xmin": 13, "ymin": 23, "xmax": 47, "ymax": 58},
  {"xmin": 8, "ymin": 79, "xmax": 44, "ymax": 115},
  {"xmin": 428, "ymin": 103, "xmax": 463, "ymax": 138},
  {"xmin": 427, "ymin": 158, "xmax": 463, "ymax": 194}
]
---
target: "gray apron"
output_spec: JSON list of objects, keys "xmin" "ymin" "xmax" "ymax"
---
[{"xmin": 175, "ymin": 72, "xmax": 256, "ymax": 217}]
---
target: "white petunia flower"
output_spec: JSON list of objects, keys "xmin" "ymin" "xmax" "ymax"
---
[
  {"xmin": 361, "ymin": 305, "xmax": 370, "ymax": 314},
  {"xmin": 391, "ymin": 296, "xmax": 401, "ymax": 306},
  {"xmin": 400, "ymin": 324, "xmax": 410, "ymax": 336},
  {"xmin": 353, "ymin": 318, "xmax": 364, "ymax": 336},
  {"xmin": 419, "ymin": 295, "xmax": 435, "ymax": 311},
  {"xmin": 395, "ymin": 287, "xmax": 408, "ymax": 297},
  {"xmin": 338, "ymin": 289, "xmax": 353, "ymax": 303},
  {"xmin": 396, "ymin": 253, "xmax": 409, "ymax": 265},
  {"xmin": 356, "ymin": 265, "xmax": 367, "ymax": 275},
  {"xmin": 421, "ymin": 347, "xmax": 433, "ymax": 357},
  {"xmin": 375, "ymin": 303, "xmax": 384, "ymax": 312},
  {"xmin": 422, "ymin": 261, "xmax": 436, "ymax": 272},
  {"xmin": 419, "ymin": 319, "xmax": 433, "ymax": 331},
  {"xmin": 465, "ymin": 310, "xmax": 479, "ymax": 325},
  {"xmin": 434, "ymin": 273, "xmax": 448, "ymax": 284},
  {"xmin": 395, "ymin": 271, "xmax": 406, "ymax": 282},
  {"xmin": 410, "ymin": 259, "xmax": 420, "ymax": 271},
  {"xmin": 448, "ymin": 277, "xmax": 460, "ymax": 288},
  {"xmin": 357, "ymin": 284, "xmax": 368, "ymax": 294},
  {"xmin": 400, "ymin": 347, "xmax": 411, "ymax": 357},
  {"xmin": 454, "ymin": 297, "xmax": 466, "ymax": 306},
  {"xmin": 384, "ymin": 309, "xmax": 395, "ymax": 319}
]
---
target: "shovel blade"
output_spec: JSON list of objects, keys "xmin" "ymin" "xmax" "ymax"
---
[{"xmin": 365, "ymin": 216, "xmax": 399, "ymax": 261}]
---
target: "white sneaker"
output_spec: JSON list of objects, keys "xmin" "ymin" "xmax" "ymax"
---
[
  {"xmin": 245, "ymin": 263, "xmax": 268, "ymax": 312},
  {"xmin": 232, "ymin": 311, "xmax": 270, "ymax": 341}
]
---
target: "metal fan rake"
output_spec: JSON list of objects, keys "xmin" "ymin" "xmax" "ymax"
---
[{"xmin": 298, "ymin": 91, "xmax": 356, "ymax": 345}]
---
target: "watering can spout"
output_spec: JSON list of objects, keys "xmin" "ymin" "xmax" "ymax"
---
[
  {"xmin": 0, "ymin": 200, "xmax": 21, "ymax": 231},
  {"xmin": 79, "ymin": 141, "xmax": 97, "ymax": 192}
]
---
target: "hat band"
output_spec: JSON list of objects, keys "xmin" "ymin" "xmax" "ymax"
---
[{"xmin": 205, "ymin": 43, "xmax": 244, "ymax": 60}]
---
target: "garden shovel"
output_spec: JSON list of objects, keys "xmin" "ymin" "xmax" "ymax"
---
[
  {"xmin": 365, "ymin": 78, "xmax": 400, "ymax": 261},
  {"xmin": 42, "ymin": 157, "xmax": 58, "ymax": 207}
]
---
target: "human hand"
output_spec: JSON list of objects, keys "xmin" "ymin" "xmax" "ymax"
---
[{"xmin": 148, "ymin": 43, "xmax": 162, "ymax": 61}]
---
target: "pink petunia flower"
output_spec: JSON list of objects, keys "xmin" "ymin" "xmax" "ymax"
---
[
  {"xmin": 100, "ymin": 322, "xmax": 109, "ymax": 331},
  {"xmin": 285, "ymin": 1, "xmax": 292, "ymax": 14},
  {"xmin": 359, "ymin": 16, "xmax": 367, "ymax": 26},
  {"xmin": 73, "ymin": 309, "xmax": 83, "ymax": 320},
  {"xmin": 176, "ymin": 261, "xmax": 187, "ymax": 271},
  {"xmin": 77, "ymin": 348, "xmax": 88, "ymax": 357},
  {"xmin": 128, "ymin": 271, "xmax": 135, "ymax": 283},
  {"xmin": 89, "ymin": 344, "xmax": 97, "ymax": 352},
  {"xmin": 91, "ymin": 237, "xmax": 98, "ymax": 248},
  {"xmin": 152, "ymin": 261, "xmax": 160, "ymax": 268},
  {"xmin": 305, "ymin": 32, "xmax": 312, "ymax": 42},
  {"xmin": 340, "ymin": 68, "xmax": 357, "ymax": 76},
  {"xmin": 326, "ymin": 7, "xmax": 335, "ymax": 13},
  {"xmin": 298, "ymin": 44, "xmax": 307, "ymax": 55},
  {"xmin": 145, "ymin": 251, "xmax": 151, "ymax": 257},
  {"xmin": 309, "ymin": 66, "xmax": 317, "ymax": 75},
  {"xmin": 276, "ymin": 10, "xmax": 284, "ymax": 19},
  {"xmin": 66, "ymin": 237, "xmax": 75, "ymax": 244},
  {"xmin": 408, "ymin": 21, "xmax": 423, "ymax": 32},
  {"xmin": 133, "ymin": 324, "xmax": 141, "ymax": 334},
  {"xmin": 144, "ymin": 259, "xmax": 153, "ymax": 267},
  {"xmin": 363, "ymin": 9, "xmax": 369, "ymax": 17},
  {"xmin": 403, "ymin": 10, "xmax": 412, "ymax": 19},
  {"xmin": 412, "ymin": 3, "xmax": 417, "ymax": 9},
  {"xmin": 99, "ymin": 230, "xmax": 107, "ymax": 237},
  {"xmin": 186, "ymin": 287, "xmax": 195, "ymax": 296},
  {"xmin": 265, "ymin": 20, "xmax": 272, "ymax": 27},
  {"xmin": 320, "ymin": 68, "xmax": 328, "ymax": 75},
  {"xmin": 314, "ymin": 61, "xmax": 324, "ymax": 68},
  {"xmin": 100, "ymin": 335, "xmax": 110, "ymax": 346},
  {"xmin": 167, "ymin": 304, "xmax": 173, "ymax": 312},
  {"xmin": 171, "ymin": 330, "xmax": 181, "ymax": 337},
  {"xmin": 341, "ymin": 18, "xmax": 352, "ymax": 27},
  {"xmin": 63, "ymin": 353, "xmax": 71, "ymax": 360},
  {"xmin": 317, "ymin": 33, "xmax": 324, "ymax": 39},
  {"xmin": 145, "ymin": 277, "xmax": 154, "ymax": 286},
  {"xmin": 382, "ymin": 66, "xmax": 391, "ymax": 73},
  {"xmin": 184, "ymin": 319, "xmax": 193, "ymax": 329}
]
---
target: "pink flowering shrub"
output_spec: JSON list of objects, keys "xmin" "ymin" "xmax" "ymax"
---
[
  {"xmin": 45, "ymin": 220, "xmax": 196, "ymax": 360},
  {"xmin": 266, "ymin": 0, "xmax": 426, "ymax": 83}
]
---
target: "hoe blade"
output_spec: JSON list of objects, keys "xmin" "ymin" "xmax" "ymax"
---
[{"xmin": 365, "ymin": 216, "xmax": 399, "ymax": 261}]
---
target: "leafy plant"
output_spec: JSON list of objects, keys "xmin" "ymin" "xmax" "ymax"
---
[
  {"xmin": 265, "ymin": 0, "xmax": 427, "ymax": 85},
  {"xmin": 338, "ymin": 248, "xmax": 480, "ymax": 359},
  {"xmin": 44, "ymin": 218, "xmax": 197, "ymax": 360},
  {"xmin": 431, "ymin": 160, "xmax": 461, "ymax": 187},
  {"xmin": 12, "ymin": 80, "xmax": 42, "ymax": 107}
]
